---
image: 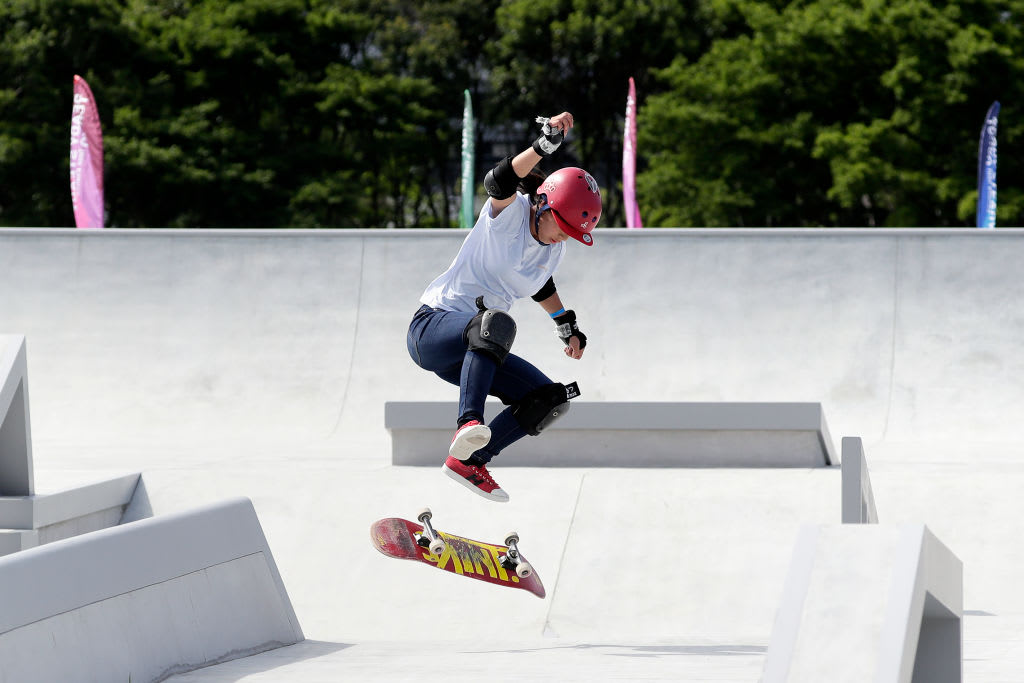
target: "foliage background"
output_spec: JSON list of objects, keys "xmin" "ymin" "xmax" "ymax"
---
[{"xmin": 1, "ymin": 0, "xmax": 1020, "ymax": 228}]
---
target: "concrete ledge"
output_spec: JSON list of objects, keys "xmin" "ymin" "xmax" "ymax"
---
[
  {"xmin": 0, "ymin": 497, "xmax": 303, "ymax": 682},
  {"xmin": 385, "ymin": 401, "xmax": 836, "ymax": 467},
  {"xmin": 0, "ymin": 473, "xmax": 140, "ymax": 530},
  {"xmin": 0, "ymin": 473, "xmax": 141, "ymax": 556},
  {"xmin": 763, "ymin": 524, "xmax": 962, "ymax": 682}
]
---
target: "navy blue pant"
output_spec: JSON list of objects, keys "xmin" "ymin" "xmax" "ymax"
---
[{"xmin": 407, "ymin": 305, "xmax": 551, "ymax": 463}]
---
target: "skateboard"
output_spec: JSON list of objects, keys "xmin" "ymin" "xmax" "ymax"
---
[{"xmin": 370, "ymin": 508, "xmax": 546, "ymax": 598}]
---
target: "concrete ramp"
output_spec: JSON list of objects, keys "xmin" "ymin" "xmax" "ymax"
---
[
  {"xmin": 763, "ymin": 524, "xmax": 962, "ymax": 683},
  {"xmin": 0, "ymin": 497, "xmax": 302, "ymax": 682},
  {"xmin": 540, "ymin": 469, "xmax": 839, "ymax": 643}
]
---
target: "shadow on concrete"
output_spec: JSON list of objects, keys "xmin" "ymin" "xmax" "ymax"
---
[
  {"xmin": 467, "ymin": 643, "xmax": 767, "ymax": 658},
  {"xmin": 176, "ymin": 641, "xmax": 353, "ymax": 682}
]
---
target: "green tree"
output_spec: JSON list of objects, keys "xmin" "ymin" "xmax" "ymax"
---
[
  {"xmin": 107, "ymin": 0, "xmax": 505, "ymax": 229},
  {"xmin": 319, "ymin": 0, "xmax": 504, "ymax": 228},
  {"xmin": 109, "ymin": 0, "xmax": 446, "ymax": 228},
  {"xmin": 639, "ymin": 0, "xmax": 1024, "ymax": 227},
  {"xmin": 5, "ymin": 0, "xmax": 1020, "ymax": 229},
  {"xmin": 0, "ymin": 0, "xmax": 133, "ymax": 226},
  {"xmin": 364, "ymin": 0, "xmax": 503, "ymax": 227},
  {"xmin": 487, "ymin": 0, "xmax": 716, "ymax": 227},
  {"xmin": 0, "ymin": 0, "xmax": 466, "ymax": 228}
]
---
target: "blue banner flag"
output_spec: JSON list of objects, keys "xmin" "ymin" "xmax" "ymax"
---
[
  {"xmin": 460, "ymin": 90, "xmax": 475, "ymax": 228},
  {"xmin": 976, "ymin": 101, "xmax": 1000, "ymax": 229}
]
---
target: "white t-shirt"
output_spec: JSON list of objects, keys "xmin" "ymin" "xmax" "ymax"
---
[{"xmin": 420, "ymin": 193, "xmax": 566, "ymax": 313}]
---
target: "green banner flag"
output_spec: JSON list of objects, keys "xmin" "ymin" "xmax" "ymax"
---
[{"xmin": 460, "ymin": 89, "xmax": 475, "ymax": 228}]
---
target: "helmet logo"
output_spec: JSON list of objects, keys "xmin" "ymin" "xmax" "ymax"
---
[
  {"xmin": 583, "ymin": 234, "xmax": 593, "ymax": 244},
  {"xmin": 543, "ymin": 179, "xmax": 557, "ymax": 193}
]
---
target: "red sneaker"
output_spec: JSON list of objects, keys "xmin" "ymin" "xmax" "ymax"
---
[
  {"xmin": 449, "ymin": 420, "xmax": 491, "ymax": 461},
  {"xmin": 442, "ymin": 456, "xmax": 509, "ymax": 502}
]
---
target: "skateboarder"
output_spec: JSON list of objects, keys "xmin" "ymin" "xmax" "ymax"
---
[{"xmin": 407, "ymin": 111, "xmax": 601, "ymax": 502}]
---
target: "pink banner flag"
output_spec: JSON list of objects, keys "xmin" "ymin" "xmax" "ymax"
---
[
  {"xmin": 622, "ymin": 77, "xmax": 642, "ymax": 229},
  {"xmin": 70, "ymin": 75, "xmax": 104, "ymax": 228}
]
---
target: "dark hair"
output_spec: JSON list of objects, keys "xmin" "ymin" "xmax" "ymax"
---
[{"xmin": 518, "ymin": 169, "xmax": 547, "ymax": 204}]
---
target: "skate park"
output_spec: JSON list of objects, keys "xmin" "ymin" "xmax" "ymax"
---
[{"xmin": 0, "ymin": 227, "xmax": 1021, "ymax": 681}]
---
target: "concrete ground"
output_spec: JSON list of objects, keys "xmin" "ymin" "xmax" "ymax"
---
[{"xmin": 4, "ymin": 228, "xmax": 1024, "ymax": 681}]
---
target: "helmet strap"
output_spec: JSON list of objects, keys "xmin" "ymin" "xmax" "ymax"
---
[{"xmin": 532, "ymin": 198, "xmax": 552, "ymax": 246}]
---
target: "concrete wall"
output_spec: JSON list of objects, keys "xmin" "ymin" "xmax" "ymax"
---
[
  {"xmin": 3, "ymin": 228, "xmax": 1024, "ymax": 466},
  {"xmin": 0, "ymin": 335, "xmax": 33, "ymax": 495}
]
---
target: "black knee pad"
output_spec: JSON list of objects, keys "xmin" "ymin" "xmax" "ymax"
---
[
  {"xmin": 465, "ymin": 308, "xmax": 517, "ymax": 364},
  {"xmin": 512, "ymin": 381, "xmax": 580, "ymax": 435}
]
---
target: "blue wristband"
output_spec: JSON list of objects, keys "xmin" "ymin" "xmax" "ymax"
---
[{"xmin": 550, "ymin": 308, "xmax": 566, "ymax": 318}]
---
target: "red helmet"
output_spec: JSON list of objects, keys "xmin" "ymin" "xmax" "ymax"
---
[{"xmin": 540, "ymin": 167, "xmax": 602, "ymax": 246}]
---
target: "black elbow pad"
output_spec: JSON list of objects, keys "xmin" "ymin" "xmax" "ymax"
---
[
  {"xmin": 484, "ymin": 155, "xmax": 519, "ymax": 200},
  {"xmin": 531, "ymin": 277, "xmax": 556, "ymax": 302}
]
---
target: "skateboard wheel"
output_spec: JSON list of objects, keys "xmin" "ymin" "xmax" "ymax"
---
[
  {"xmin": 428, "ymin": 537, "xmax": 446, "ymax": 556},
  {"xmin": 505, "ymin": 532, "xmax": 519, "ymax": 546},
  {"xmin": 417, "ymin": 507, "xmax": 433, "ymax": 523},
  {"xmin": 515, "ymin": 561, "xmax": 533, "ymax": 579}
]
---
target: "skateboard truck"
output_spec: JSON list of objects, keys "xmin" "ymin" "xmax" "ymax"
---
[
  {"xmin": 499, "ymin": 532, "xmax": 534, "ymax": 579},
  {"xmin": 415, "ymin": 507, "xmax": 447, "ymax": 556},
  {"xmin": 413, "ymin": 510, "xmax": 532, "ymax": 580}
]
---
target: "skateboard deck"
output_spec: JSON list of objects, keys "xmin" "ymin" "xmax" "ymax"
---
[{"xmin": 370, "ymin": 516, "xmax": 546, "ymax": 598}]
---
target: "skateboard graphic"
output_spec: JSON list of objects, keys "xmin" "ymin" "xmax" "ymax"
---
[{"xmin": 370, "ymin": 508, "xmax": 546, "ymax": 598}]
